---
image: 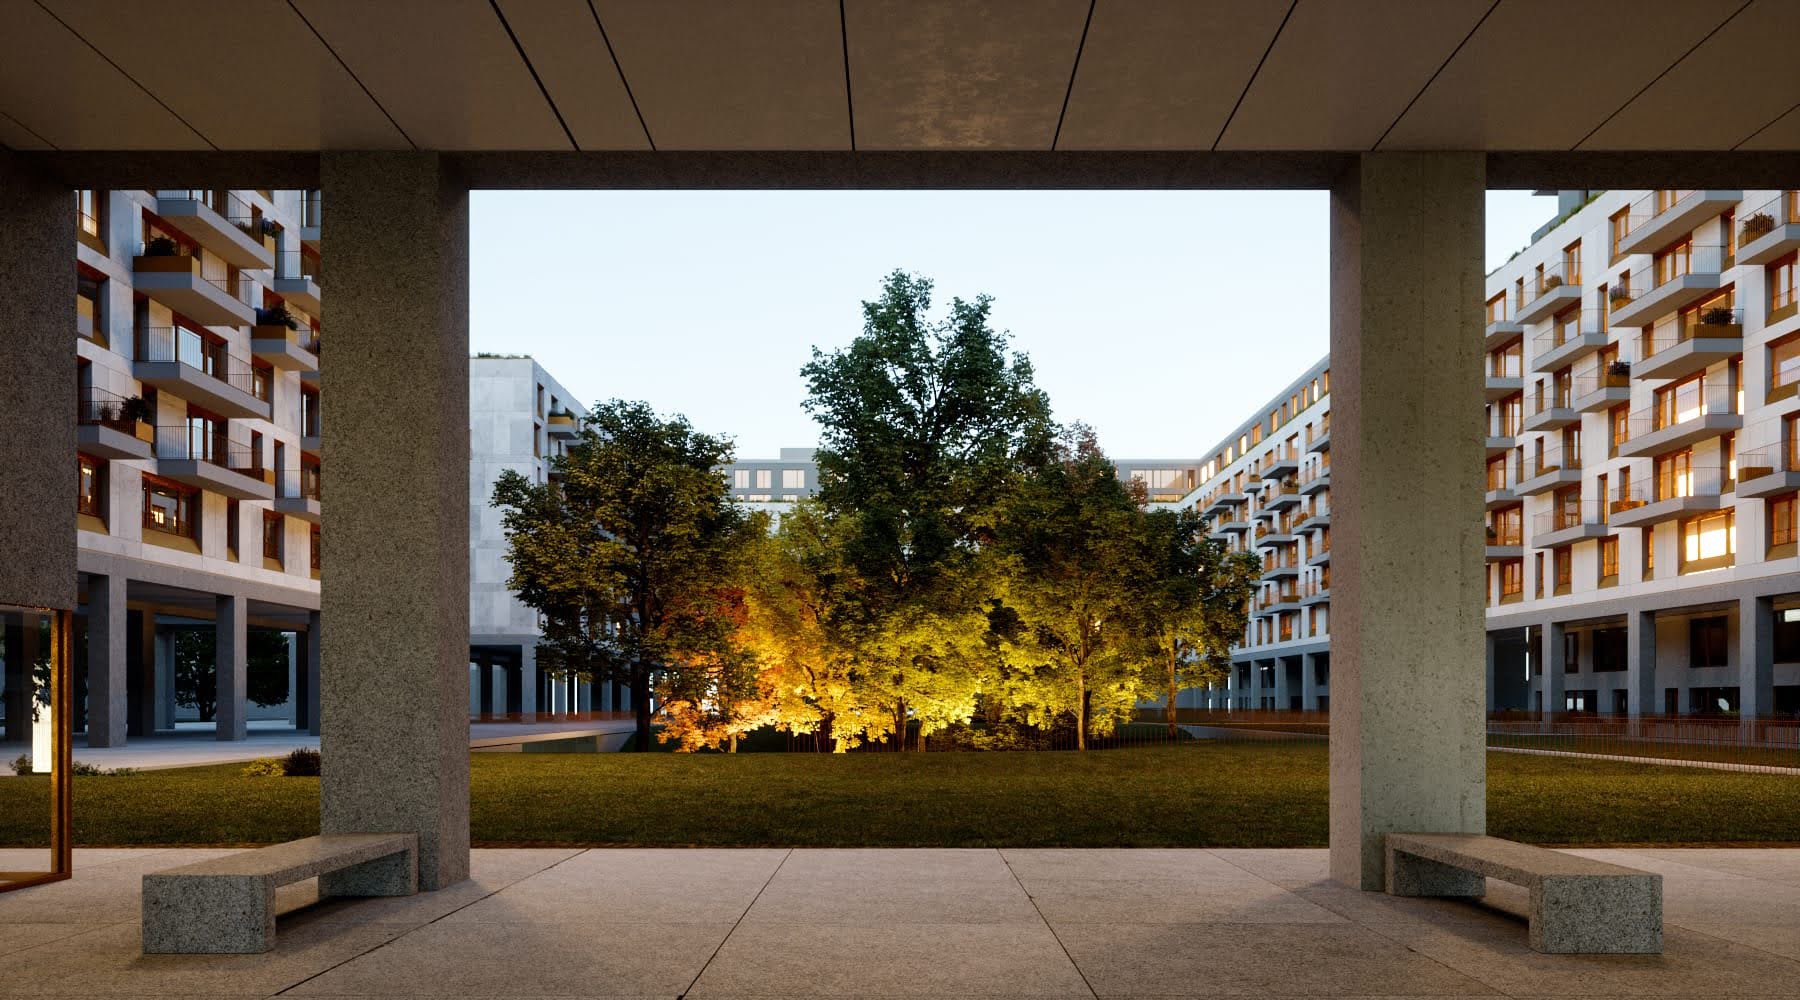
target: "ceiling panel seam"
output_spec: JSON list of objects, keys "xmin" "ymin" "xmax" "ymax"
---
[
  {"xmin": 1573, "ymin": 0, "xmax": 1751, "ymax": 151},
  {"xmin": 839, "ymin": 0, "xmax": 856, "ymax": 150},
  {"xmin": 1370, "ymin": 0, "xmax": 1500, "ymax": 152},
  {"xmin": 32, "ymin": 0, "xmax": 215, "ymax": 150},
  {"xmin": 0, "ymin": 109, "xmax": 58, "ymax": 151},
  {"xmin": 283, "ymin": 0, "xmax": 416, "ymax": 151},
  {"xmin": 585, "ymin": 0, "xmax": 655, "ymax": 151},
  {"xmin": 1050, "ymin": 0, "xmax": 1096, "ymax": 151},
  {"xmin": 1210, "ymin": 0, "xmax": 1296, "ymax": 152},
  {"xmin": 489, "ymin": 0, "xmax": 578, "ymax": 150},
  {"xmin": 1734, "ymin": 99, "xmax": 1800, "ymax": 151}
]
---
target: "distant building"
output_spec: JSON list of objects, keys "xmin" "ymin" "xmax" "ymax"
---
[
  {"xmin": 1112, "ymin": 460, "xmax": 1205, "ymax": 508},
  {"xmin": 721, "ymin": 447, "xmax": 819, "ymax": 525}
]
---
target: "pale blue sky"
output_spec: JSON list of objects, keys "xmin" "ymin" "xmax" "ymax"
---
[{"xmin": 471, "ymin": 189, "xmax": 1556, "ymax": 459}]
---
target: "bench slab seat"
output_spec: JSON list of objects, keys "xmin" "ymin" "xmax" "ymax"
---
[
  {"xmin": 143, "ymin": 833, "xmax": 418, "ymax": 954},
  {"xmin": 1386, "ymin": 833, "xmax": 1661, "ymax": 954}
]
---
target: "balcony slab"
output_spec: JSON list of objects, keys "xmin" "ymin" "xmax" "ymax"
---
[
  {"xmin": 155, "ymin": 197, "xmax": 275, "ymax": 269},
  {"xmin": 158, "ymin": 459, "xmax": 275, "ymax": 501},
  {"xmin": 1516, "ymin": 465, "xmax": 1582, "ymax": 496},
  {"xmin": 275, "ymin": 496, "xmax": 322, "ymax": 524},
  {"xmin": 1299, "ymin": 474, "xmax": 1330, "ymax": 495},
  {"xmin": 1485, "ymin": 487, "xmax": 1518, "ymax": 510},
  {"xmin": 1573, "ymin": 381, "xmax": 1631, "ymax": 413},
  {"xmin": 1532, "ymin": 330, "xmax": 1609, "ymax": 373},
  {"xmin": 1617, "ymin": 190, "xmax": 1742, "ymax": 255},
  {"xmin": 250, "ymin": 328, "xmax": 320, "ymax": 373},
  {"xmin": 1485, "ymin": 375, "xmax": 1522, "ymax": 401},
  {"xmin": 1735, "ymin": 469, "xmax": 1800, "ymax": 499},
  {"xmin": 134, "ymin": 360, "xmax": 271, "ymax": 421},
  {"xmin": 1618, "ymin": 411, "xmax": 1741, "ymax": 459},
  {"xmin": 1610, "ymin": 493, "xmax": 1726, "ymax": 529},
  {"xmin": 1522, "ymin": 406, "xmax": 1578, "ymax": 433},
  {"xmin": 77, "ymin": 423, "xmax": 154, "ymax": 461},
  {"xmin": 1517, "ymin": 282, "xmax": 1581, "ymax": 324},
  {"xmin": 1609, "ymin": 272, "xmax": 1722, "ymax": 328},
  {"xmin": 1738, "ymin": 221, "xmax": 1800, "ymax": 267},
  {"xmin": 133, "ymin": 260, "xmax": 256, "ymax": 328},
  {"xmin": 1484, "ymin": 319, "xmax": 1523, "ymax": 351},
  {"xmin": 1484, "ymin": 544, "xmax": 1523, "ymax": 562},
  {"xmin": 1635, "ymin": 331, "xmax": 1743, "ymax": 382},
  {"xmin": 1534, "ymin": 521, "xmax": 1611, "ymax": 549},
  {"xmin": 275, "ymin": 275, "xmax": 322, "ymax": 316}
]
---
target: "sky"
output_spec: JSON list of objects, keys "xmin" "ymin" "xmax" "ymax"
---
[{"xmin": 471, "ymin": 188, "xmax": 1556, "ymax": 460}]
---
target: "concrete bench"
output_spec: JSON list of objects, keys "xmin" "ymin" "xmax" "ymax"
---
[
  {"xmin": 143, "ymin": 833, "xmax": 418, "ymax": 954},
  {"xmin": 1385, "ymin": 833, "xmax": 1661, "ymax": 954}
]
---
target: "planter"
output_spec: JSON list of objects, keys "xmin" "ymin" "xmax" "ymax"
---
[
  {"xmin": 133, "ymin": 420, "xmax": 154, "ymax": 444},
  {"xmin": 1693, "ymin": 323, "xmax": 1743, "ymax": 338},
  {"xmin": 1739, "ymin": 465, "xmax": 1775, "ymax": 481},
  {"xmin": 133, "ymin": 254, "xmax": 195, "ymax": 274}
]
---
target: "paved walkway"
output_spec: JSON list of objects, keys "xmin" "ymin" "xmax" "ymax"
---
[{"xmin": 2, "ymin": 847, "xmax": 1799, "ymax": 997}]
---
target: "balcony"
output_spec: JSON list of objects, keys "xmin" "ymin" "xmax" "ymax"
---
[
  {"xmin": 1294, "ymin": 511, "xmax": 1329, "ymax": 533},
  {"xmin": 1521, "ymin": 391, "xmax": 1578, "ymax": 433},
  {"xmin": 1737, "ymin": 191, "xmax": 1800, "ymax": 266},
  {"xmin": 546, "ymin": 411, "xmax": 580, "ymax": 439},
  {"xmin": 273, "ymin": 253, "xmax": 322, "ymax": 317},
  {"xmin": 1616, "ymin": 190, "xmax": 1741, "ymax": 256},
  {"xmin": 275, "ymin": 466, "xmax": 322, "ymax": 523},
  {"xmin": 1307, "ymin": 427, "xmax": 1329, "ymax": 453},
  {"xmin": 1516, "ymin": 263, "xmax": 1582, "ymax": 324},
  {"xmin": 1616, "ymin": 385, "xmax": 1740, "ymax": 459},
  {"xmin": 133, "ymin": 327, "xmax": 272, "ymax": 421},
  {"xmin": 1255, "ymin": 529, "xmax": 1298, "ymax": 548},
  {"xmin": 154, "ymin": 191, "xmax": 275, "ymax": 269},
  {"xmin": 1484, "ymin": 317, "xmax": 1523, "ymax": 351},
  {"xmin": 1201, "ymin": 490, "xmax": 1247, "ymax": 518},
  {"xmin": 1261, "ymin": 561, "xmax": 1301, "ymax": 582},
  {"xmin": 1530, "ymin": 502, "xmax": 1606, "ymax": 550},
  {"xmin": 132, "ymin": 246, "xmax": 256, "ymax": 328},
  {"xmin": 1572, "ymin": 369, "xmax": 1632, "ymax": 412},
  {"xmin": 1736, "ymin": 449, "xmax": 1800, "ymax": 499},
  {"xmin": 154, "ymin": 425, "xmax": 274, "ymax": 501},
  {"xmin": 1264, "ymin": 480, "xmax": 1304, "ymax": 511},
  {"xmin": 250, "ymin": 317, "xmax": 320, "ymax": 373},
  {"xmin": 1607, "ymin": 244, "xmax": 1725, "ymax": 328},
  {"xmin": 1486, "ymin": 414, "xmax": 1519, "ymax": 455},
  {"xmin": 1299, "ymin": 585, "xmax": 1329, "ymax": 607},
  {"xmin": 1608, "ymin": 466, "xmax": 1727, "ymax": 529},
  {"xmin": 1209, "ymin": 516, "xmax": 1252, "ymax": 540},
  {"xmin": 300, "ymin": 191, "xmax": 322, "ymax": 251},
  {"xmin": 1531, "ymin": 317, "xmax": 1609, "ymax": 373},
  {"xmin": 1484, "ymin": 372, "xmax": 1522, "ymax": 401},
  {"xmin": 1261, "ymin": 452, "xmax": 1300, "ymax": 479},
  {"xmin": 75, "ymin": 387, "xmax": 154, "ymax": 461},
  {"xmin": 1634, "ymin": 312, "xmax": 1744, "ymax": 382},
  {"xmin": 1484, "ymin": 542, "xmax": 1523, "ymax": 562},
  {"xmin": 1298, "ymin": 469, "xmax": 1329, "ymax": 495},
  {"xmin": 1485, "ymin": 484, "xmax": 1517, "ymax": 510},
  {"xmin": 1515, "ymin": 449, "xmax": 1582, "ymax": 496}
]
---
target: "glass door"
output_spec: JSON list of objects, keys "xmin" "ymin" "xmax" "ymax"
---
[{"xmin": 0, "ymin": 607, "xmax": 72, "ymax": 892}]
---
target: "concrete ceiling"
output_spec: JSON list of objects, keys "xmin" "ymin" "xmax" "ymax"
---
[{"xmin": 1, "ymin": 0, "xmax": 1794, "ymax": 152}]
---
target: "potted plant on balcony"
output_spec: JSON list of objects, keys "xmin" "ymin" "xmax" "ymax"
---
[
  {"xmin": 1698, "ymin": 306, "xmax": 1739, "ymax": 332},
  {"xmin": 120, "ymin": 395, "xmax": 154, "ymax": 443},
  {"xmin": 1485, "ymin": 524, "xmax": 1497, "ymax": 542},
  {"xmin": 1607, "ymin": 285, "xmax": 1631, "ymax": 305},
  {"xmin": 144, "ymin": 236, "xmax": 177, "ymax": 256},
  {"xmin": 255, "ymin": 304, "xmax": 300, "ymax": 331},
  {"xmin": 1604, "ymin": 359, "xmax": 1631, "ymax": 387},
  {"xmin": 1742, "ymin": 212, "xmax": 1777, "ymax": 242},
  {"xmin": 1540, "ymin": 274, "xmax": 1564, "ymax": 292}
]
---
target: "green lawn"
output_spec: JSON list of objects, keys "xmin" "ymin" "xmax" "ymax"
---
[{"xmin": 2, "ymin": 743, "xmax": 1796, "ymax": 849}]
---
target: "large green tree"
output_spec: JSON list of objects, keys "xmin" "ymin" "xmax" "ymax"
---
[
  {"xmin": 172, "ymin": 628, "xmax": 294, "ymax": 721},
  {"xmin": 990, "ymin": 425, "xmax": 1148, "ymax": 749},
  {"xmin": 492, "ymin": 400, "xmax": 745, "ymax": 751},
  {"xmin": 1136, "ymin": 508, "xmax": 1262, "ymax": 735},
  {"xmin": 801, "ymin": 271, "xmax": 1053, "ymax": 747}
]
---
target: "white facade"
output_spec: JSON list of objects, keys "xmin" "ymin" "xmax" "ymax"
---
[{"xmin": 1175, "ymin": 190, "xmax": 1800, "ymax": 719}]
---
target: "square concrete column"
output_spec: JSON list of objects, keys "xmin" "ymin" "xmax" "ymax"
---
[
  {"xmin": 127, "ymin": 610, "xmax": 158, "ymax": 737},
  {"xmin": 519, "ymin": 644, "xmax": 537, "ymax": 720},
  {"xmin": 1541, "ymin": 622, "xmax": 1565, "ymax": 717},
  {"xmin": 319, "ymin": 152, "xmax": 470, "ymax": 892},
  {"xmin": 304, "ymin": 610, "xmax": 321, "ymax": 737},
  {"xmin": 0, "ymin": 154, "xmax": 76, "ymax": 613},
  {"xmin": 1248, "ymin": 659, "xmax": 1263, "ymax": 709},
  {"xmin": 1328, "ymin": 153, "xmax": 1486, "ymax": 890},
  {"xmin": 1, "ymin": 620, "xmax": 36, "ymax": 745},
  {"xmin": 1272, "ymin": 657, "xmax": 1291, "ymax": 711},
  {"xmin": 85, "ymin": 574, "xmax": 129, "ymax": 747},
  {"xmin": 1626, "ymin": 609, "xmax": 1657, "ymax": 716},
  {"xmin": 1302, "ymin": 653, "xmax": 1324, "ymax": 710},
  {"xmin": 1739, "ymin": 595, "xmax": 1774, "ymax": 720},
  {"xmin": 214, "ymin": 595, "xmax": 247, "ymax": 741}
]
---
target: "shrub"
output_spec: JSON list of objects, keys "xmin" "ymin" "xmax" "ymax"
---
[
  {"xmin": 1699, "ymin": 306, "xmax": 1736, "ymax": 326},
  {"xmin": 281, "ymin": 748, "xmax": 321, "ymax": 776},
  {"xmin": 1741, "ymin": 212, "xmax": 1776, "ymax": 241},
  {"xmin": 14, "ymin": 755, "xmax": 138, "ymax": 776},
  {"xmin": 1607, "ymin": 360, "xmax": 1631, "ymax": 377},
  {"xmin": 255, "ymin": 304, "xmax": 299, "ymax": 330},
  {"xmin": 1540, "ymin": 274, "xmax": 1564, "ymax": 291},
  {"xmin": 1607, "ymin": 285, "xmax": 1631, "ymax": 303},
  {"xmin": 9, "ymin": 754, "xmax": 28, "ymax": 776},
  {"xmin": 143, "ymin": 236, "xmax": 178, "ymax": 257},
  {"xmin": 241, "ymin": 757, "xmax": 285, "ymax": 777}
]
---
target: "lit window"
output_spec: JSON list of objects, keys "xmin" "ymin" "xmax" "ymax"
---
[
  {"xmin": 78, "ymin": 455, "xmax": 104, "ymax": 518},
  {"xmin": 734, "ymin": 469, "xmax": 751, "ymax": 489},
  {"xmin": 755, "ymin": 469, "xmax": 772, "ymax": 489},
  {"xmin": 142, "ymin": 477, "xmax": 195, "ymax": 538},
  {"xmin": 1681, "ymin": 510, "xmax": 1734, "ymax": 569},
  {"xmin": 781, "ymin": 468, "xmax": 805, "ymax": 490}
]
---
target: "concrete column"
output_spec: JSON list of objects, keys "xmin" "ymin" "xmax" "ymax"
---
[
  {"xmin": 1248, "ymin": 658, "xmax": 1263, "ymax": 709},
  {"xmin": 0, "ymin": 153, "xmax": 76, "ymax": 613},
  {"xmin": 519, "ymin": 644, "xmax": 537, "ymax": 720},
  {"xmin": 1328, "ymin": 153, "xmax": 1486, "ymax": 890},
  {"xmin": 156, "ymin": 627, "xmax": 176, "ymax": 731},
  {"xmin": 1541, "ymin": 622, "xmax": 1565, "ymax": 716},
  {"xmin": 1300, "ymin": 654, "xmax": 1317, "ymax": 710},
  {"xmin": 489, "ymin": 662, "xmax": 507, "ymax": 717},
  {"xmin": 1739, "ymin": 595, "xmax": 1774, "ymax": 719},
  {"xmin": 214, "ymin": 595, "xmax": 247, "ymax": 741},
  {"xmin": 1626, "ymin": 609, "xmax": 1657, "ymax": 716},
  {"xmin": 1272, "ymin": 657, "xmax": 1291, "ymax": 710},
  {"xmin": 319, "ymin": 152, "xmax": 470, "ymax": 892},
  {"xmin": 85, "ymin": 574, "xmax": 129, "ymax": 747},
  {"xmin": 1483, "ymin": 632, "xmax": 1498, "ymax": 712},
  {"xmin": 304, "ymin": 610, "xmax": 321, "ymax": 737},
  {"xmin": 127, "ymin": 611, "xmax": 157, "ymax": 737}
]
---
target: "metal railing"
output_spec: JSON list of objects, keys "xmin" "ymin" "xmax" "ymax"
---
[
  {"xmin": 1486, "ymin": 516, "xmax": 1523, "ymax": 546},
  {"xmin": 153, "ymin": 424, "xmax": 261, "ymax": 474},
  {"xmin": 1626, "ymin": 382, "xmax": 1737, "ymax": 441},
  {"xmin": 76, "ymin": 386, "xmax": 143, "ymax": 432},
  {"xmin": 276, "ymin": 249, "xmax": 320, "ymax": 283},
  {"xmin": 1527, "ymin": 379, "xmax": 1574, "ymax": 415},
  {"xmin": 136, "ymin": 326, "xmax": 269, "ymax": 401},
  {"xmin": 1610, "ymin": 244, "xmax": 1727, "ymax": 312},
  {"xmin": 1525, "ymin": 443, "xmax": 1580, "ymax": 478},
  {"xmin": 1737, "ymin": 448, "xmax": 1798, "ymax": 480},
  {"xmin": 1639, "ymin": 306, "xmax": 1745, "ymax": 364},
  {"xmin": 1739, "ymin": 190, "xmax": 1800, "ymax": 242},
  {"xmin": 1518, "ymin": 261, "xmax": 1582, "ymax": 311},
  {"xmin": 1612, "ymin": 464, "xmax": 1727, "ymax": 511},
  {"xmin": 1622, "ymin": 190, "xmax": 1703, "ymax": 239},
  {"xmin": 1534, "ymin": 499, "xmax": 1605, "ymax": 536},
  {"xmin": 280, "ymin": 464, "xmax": 322, "ymax": 501},
  {"xmin": 134, "ymin": 241, "xmax": 258, "ymax": 307},
  {"xmin": 1531, "ymin": 309, "xmax": 1608, "ymax": 358}
]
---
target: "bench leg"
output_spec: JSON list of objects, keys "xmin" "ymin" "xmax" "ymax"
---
[
  {"xmin": 319, "ymin": 849, "xmax": 418, "ymax": 898},
  {"xmin": 1530, "ymin": 874, "xmax": 1663, "ymax": 954},
  {"xmin": 142, "ymin": 874, "xmax": 275, "ymax": 955},
  {"xmin": 1385, "ymin": 849, "xmax": 1486, "ymax": 898}
]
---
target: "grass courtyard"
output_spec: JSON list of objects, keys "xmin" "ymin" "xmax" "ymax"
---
[{"xmin": 1, "ymin": 743, "xmax": 1796, "ymax": 849}]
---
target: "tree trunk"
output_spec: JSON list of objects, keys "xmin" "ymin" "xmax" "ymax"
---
[
  {"xmin": 631, "ymin": 662, "xmax": 652, "ymax": 751},
  {"xmin": 818, "ymin": 711, "xmax": 835, "ymax": 753},
  {"xmin": 728, "ymin": 732, "xmax": 738, "ymax": 753},
  {"xmin": 1077, "ymin": 671, "xmax": 1088, "ymax": 751},
  {"xmin": 1167, "ymin": 650, "xmax": 1179, "ymax": 739},
  {"xmin": 894, "ymin": 698, "xmax": 907, "ymax": 752}
]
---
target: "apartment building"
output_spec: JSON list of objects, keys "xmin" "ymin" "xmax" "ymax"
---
[
  {"xmin": 722, "ymin": 448, "xmax": 819, "ymax": 525},
  {"xmin": 1180, "ymin": 190, "xmax": 1800, "ymax": 719},
  {"xmin": 44, "ymin": 188, "xmax": 324, "ymax": 749},
  {"xmin": 468, "ymin": 355, "xmax": 616, "ymax": 717},
  {"xmin": 1115, "ymin": 460, "xmax": 1206, "ymax": 508}
]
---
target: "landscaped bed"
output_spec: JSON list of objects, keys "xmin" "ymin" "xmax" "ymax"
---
[{"xmin": 2, "ymin": 743, "xmax": 1796, "ymax": 849}]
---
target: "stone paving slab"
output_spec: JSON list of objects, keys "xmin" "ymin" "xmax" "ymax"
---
[{"xmin": 0, "ymin": 848, "xmax": 1797, "ymax": 998}]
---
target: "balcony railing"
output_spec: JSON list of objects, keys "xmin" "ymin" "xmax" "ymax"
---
[
  {"xmin": 1525, "ymin": 444, "xmax": 1580, "ymax": 478},
  {"xmin": 277, "ymin": 249, "xmax": 320, "ymax": 282},
  {"xmin": 1536, "ymin": 500, "xmax": 1604, "ymax": 536},
  {"xmin": 137, "ymin": 326, "xmax": 270, "ymax": 402},
  {"xmin": 1639, "ymin": 306, "xmax": 1743, "ymax": 359},
  {"xmin": 1610, "ymin": 243, "xmax": 1725, "ymax": 307},
  {"xmin": 153, "ymin": 424, "xmax": 260, "ymax": 473},
  {"xmin": 76, "ymin": 386, "xmax": 144, "ymax": 432},
  {"xmin": 1626, "ymin": 383, "xmax": 1738, "ymax": 441},
  {"xmin": 281, "ymin": 465, "xmax": 322, "ymax": 501},
  {"xmin": 1526, "ymin": 380, "xmax": 1574, "ymax": 416},
  {"xmin": 134, "ymin": 241, "xmax": 258, "ymax": 307},
  {"xmin": 1531, "ymin": 308, "xmax": 1607, "ymax": 354},
  {"xmin": 1518, "ymin": 261, "xmax": 1581, "ymax": 312},
  {"xmin": 1612, "ymin": 465, "xmax": 1727, "ymax": 513},
  {"xmin": 1741, "ymin": 190, "xmax": 1800, "ymax": 240},
  {"xmin": 1486, "ymin": 519, "xmax": 1523, "ymax": 546}
]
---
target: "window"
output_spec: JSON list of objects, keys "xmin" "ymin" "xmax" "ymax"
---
[
  {"xmin": 1776, "ymin": 607, "xmax": 1800, "ymax": 663},
  {"xmin": 733, "ymin": 469, "xmax": 751, "ymax": 489},
  {"xmin": 1532, "ymin": 552, "xmax": 1543, "ymax": 598},
  {"xmin": 311, "ymin": 526, "xmax": 321, "ymax": 572},
  {"xmin": 1643, "ymin": 528, "xmax": 1656, "ymax": 580},
  {"xmin": 1770, "ymin": 329, "xmax": 1800, "ymax": 403},
  {"xmin": 1680, "ymin": 509, "xmax": 1734, "ymax": 572},
  {"xmin": 263, "ymin": 510, "xmax": 284, "ymax": 563},
  {"xmin": 77, "ymin": 455, "xmax": 104, "ymax": 520},
  {"xmin": 1770, "ymin": 493, "xmax": 1797, "ymax": 556},
  {"xmin": 1653, "ymin": 373, "xmax": 1705, "ymax": 431},
  {"xmin": 301, "ymin": 387, "xmax": 321, "ymax": 438},
  {"xmin": 1721, "ymin": 209, "xmax": 1736, "ymax": 265},
  {"xmin": 1600, "ymin": 535, "xmax": 1619, "ymax": 583},
  {"xmin": 1609, "ymin": 404, "xmax": 1629, "ymax": 456},
  {"xmin": 1654, "ymin": 239, "xmax": 1693, "ymax": 286},
  {"xmin": 755, "ymin": 469, "xmax": 772, "ymax": 489},
  {"xmin": 536, "ymin": 383, "xmax": 544, "ymax": 417},
  {"xmin": 1562, "ymin": 240, "xmax": 1582, "ymax": 284},
  {"xmin": 1654, "ymin": 448, "xmax": 1695, "ymax": 502},
  {"xmin": 1553, "ymin": 545, "xmax": 1572, "ymax": 595},
  {"xmin": 1609, "ymin": 208, "xmax": 1629, "ymax": 260},
  {"xmin": 226, "ymin": 497, "xmax": 239, "ymax": 556},
  {"xmin": 532, "ymin": 424, "xmax": 541, "ymax": 458},
  {"xmin": 76, "ymin": 269, "xmax": 106, "ymax": 345},
  {"xmin": 1771, "ymin": 253, "xmax": 1798, "ymax": 324},
  {"xmin": 1500, "ymin": 560, "xmax": 1523, "ymax": 601},
  {"xmin": 142, "ymin": 476, "xmax": 196, "ymax": 538},
  {"xmin": 781, "ymin": 468, "xmax": 805, "ymax": 490},
  {"xmin": 1486, "ymin": 293, "xmax": 1506, "ymax": 324},
  {"xmin": 1689, "ymin": 616, "xmax": 1728, "ymax": 669},
  {"xmin": 1490, "ymin": 505, "xmax": 1521, "ymax": 546}
]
